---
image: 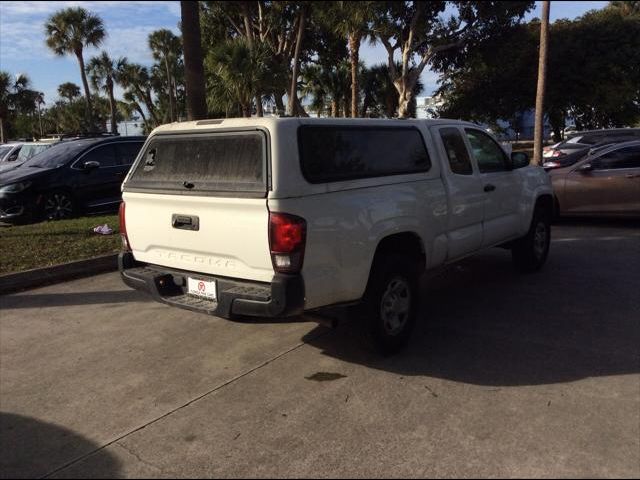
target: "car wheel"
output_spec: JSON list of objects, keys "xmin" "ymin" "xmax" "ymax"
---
[
  {"xmin": 43, "ymin": 191, "xmax": 75, "ymax": 221},
  {"xmin": 358, "ymin": 254, "xmax": 419, "ymax": 355},
  {"xmin": 512, "ymin": 205, "xmax": 551, "ymax": 273}
]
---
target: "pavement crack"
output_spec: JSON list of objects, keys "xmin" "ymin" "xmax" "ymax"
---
[
  {"xmin": 40, "ymin": 327, "xmax": 331, "ymax": 479},
  {"xmin": 116, "ymin": 442, "xmax": 165, "ymax": 473}
]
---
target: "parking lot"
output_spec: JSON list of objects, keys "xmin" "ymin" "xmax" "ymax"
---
[{"xmin": 1, "ymin": 219, "xmax": 639, "ymax": 478}]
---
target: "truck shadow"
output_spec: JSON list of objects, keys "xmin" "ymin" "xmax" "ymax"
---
[
  {"xmin": 0, "ymin": 412, "xmax": 121, "ymax": 478},
  {"xmin": 1, "ymin": 289, "xmax": 148, "ymax": 310},
  {"xmin": 303, "ymin": 237, "xmax": 640, "ymax": 387}
]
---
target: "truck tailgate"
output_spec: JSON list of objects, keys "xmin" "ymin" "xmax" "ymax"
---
[{"xmin": 123, "ymin": 191, "xmax": 273, "ymax": 283}]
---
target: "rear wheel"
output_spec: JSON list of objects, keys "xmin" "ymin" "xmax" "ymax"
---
[
  {"xmin": 43, "ymin": 191, "xmax": 75, "ymax": 221},
  {"xmin": 512, "ymin": 205, "xmax": 551, "ymax": 273},
  {"xmin": 358, "ymin": 254, "xmax": 419, "ymax": 355}
]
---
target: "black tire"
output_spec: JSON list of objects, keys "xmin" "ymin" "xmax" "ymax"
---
[
  {"xmin": 42, "ymin": 190, "xmax": 75, "ymax": 221},
  {"xmin": 357, "ymin": 254, "xmax": 419, "ymax": 355},
  {"xmin": 512, "ymin": 205, "xmax": 551, "ymax": 273}
]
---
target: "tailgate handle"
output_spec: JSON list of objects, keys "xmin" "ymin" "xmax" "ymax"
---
[{"xmin": 172, "ymin": 214, "xmax": 199, "ymax": 231}]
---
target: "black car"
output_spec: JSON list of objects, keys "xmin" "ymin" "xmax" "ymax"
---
[{"xmin": 0, "ymin": 135, "xmax": 145, "ymax": 223}]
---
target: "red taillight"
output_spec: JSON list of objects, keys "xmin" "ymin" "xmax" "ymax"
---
[
  {"xmin": 269, "ymin": 212, "xmax": 306, "ymax": 274},
  {"xmin": 119, "ymin": 202, "xmax": 131, "ymax": 251}
]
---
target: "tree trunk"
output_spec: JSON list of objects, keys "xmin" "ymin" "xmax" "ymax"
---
[
  {"xmin": 533, "ymin": 1, "xmax": 550, "ymax": 165},
  {"xmin": 331, "ymin": 100, "xmax": 338, "ymax": 118},
  {"xmin": 242, "ymin": 103, "xmax": 251, "ymax": 118},
  {"xmin": 255, "ymin": 95, "xmax": 263, "ymax": 117},
  {"xmin": 396, "ymin": 86, "xmax": 415, "ymax": 119},
  {"xmin": 134, "ymin": 104, "xmax": 147, "ymax": 124},
  {"xmin": 274, "ymin": 94, "xmax": 285, "ymax": 116},
  {"xmin": 293, "ymin": 95, "xmax": 309, "ymax": 117},
  {"xmin": 164, "ymin": 57, "xmax": 176, "ymax": 122},
  {"xmin": 181, "ymin": 0, "xmax": 208, "ymax": 121},
  {"xmin": 107, "ymin": 79, "xmax": 118, "ymax": 134},
  {"xmin": 361, "ymin": 92, "xmax": 372, "ymax": 118},
  {"xmin": 385, "ymin": 94, "xmax": 395, "ymax": 118},
  {"xmin": 76, "ymin": 49, "xmax": 93, "ymax": 129},
  {"xmin": 393, "ymin": 71, "xmax": 418, "ymax": 119},
  {"xmin": 548, "ymin": 108, "xmax": 564, "ymax": 142},
  {"xmin": 241, "ymin": 1, "xmax": 254, "ymax": 49},
  {"xmin": 349, "ymin": 33, "xmax": 361, "ymax": 118},
  {"xmin": 287, "ymin": 7, "xmax": 307, "ymax": 116}
]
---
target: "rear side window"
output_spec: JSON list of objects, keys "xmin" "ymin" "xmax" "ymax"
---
[
  {"xmin": 126, "ymin": 132, "xmax": 266, "ymax": 195},
  {"xmin": 116, "ymin": 142, "xmax": 143, "ymax": 166},
  {"xmin": 439, "ymin": 127, "xmax": 473, "ymax": 175},
  {"xmin": 593, "ymin": 146, "xmax": 640, "ymax": 170},
  {"xmin": 299, "ymin": 126, "xmax": 431, "ymax": 183},
  {"xmin": 80, "ymin": 144, "xmax": 118, "ymax": 167}
]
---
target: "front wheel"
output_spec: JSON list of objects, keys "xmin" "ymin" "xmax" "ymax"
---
[
  {"xmin": 512, "ymin": 206, "xmax": 551, "ymax": 273},
  {"xmin": 358, "ymin": 254, "xmax": 419, "ymax": 355},
  {"xmin": 42, "ymin": 191, "xmax": 75, "ymax": 221}
]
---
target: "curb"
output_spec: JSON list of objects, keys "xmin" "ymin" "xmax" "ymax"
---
[{"xmin": 0, "ymin": 253, "xmax": 119, "ymax": 295}]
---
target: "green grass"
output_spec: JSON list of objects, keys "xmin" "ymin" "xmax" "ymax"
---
[{"xmin": 0, "ymin": 215, "xmax": 121, "ymax": 274}]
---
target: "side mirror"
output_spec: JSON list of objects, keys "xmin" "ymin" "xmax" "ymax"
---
[
  {"xmin": 7, "ymin": 153, "xmax": 19, "ymax": 162},
  {"xmin": 83, "ymin": 160, "xmax": 100, "ymax": 171},
  {"xmin": 577, "ymin": 163, "xmax": 593, "ymax": 173},
  {"xmin": 511, "ymin": 151, "xmax": 529, "ymax": 169}
]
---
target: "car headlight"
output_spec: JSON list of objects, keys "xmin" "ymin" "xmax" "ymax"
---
[{"xmin": 0, "ymin": 181, "xmax": 32, "ymax": 193}]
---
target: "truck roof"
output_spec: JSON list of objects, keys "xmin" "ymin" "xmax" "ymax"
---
[{"xmin": 150, "ymin": 117, "xmax": 479, "ymax": 135}]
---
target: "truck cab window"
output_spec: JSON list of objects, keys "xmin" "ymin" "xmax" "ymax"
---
[
  {"xmin": 440, "ymin": 128, "xmax": 473, "ymax": 175},
  {"xmin": 465, "ymin": 129, "xmax": 509, "ymax": 173}
]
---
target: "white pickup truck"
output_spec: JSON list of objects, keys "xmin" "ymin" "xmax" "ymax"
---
[{"xmin": 119, "ymin": 118, "xmax": 553, "ymax": 353}]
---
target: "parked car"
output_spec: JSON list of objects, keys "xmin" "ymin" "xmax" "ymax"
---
[
  {"xmin": 0, "ymin": 140, "xmax": 56, "ymax": 174},
  {"xmin": 0, "ymin": 143, "xmax": 24, "ymax": 164},
  {"xmin": 543, "ymin": 128, "xmax": 640, "ymax": 158},
  {"xmin": 0, "ymin": 135, "xmax": 145, "ymax": 223},
  {"xmin": 548, "ymin": 140, "xmax": 640, "ymax": 218},
  {"xmin": 542, "ymin": 141, "xmax": 627, "ymax": 171},
  {"xmin": 118, "ymin": 118, "xmax": 553, "ymax": 353}
]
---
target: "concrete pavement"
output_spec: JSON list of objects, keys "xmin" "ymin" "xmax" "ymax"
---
[{"xmin": 1, "ymin": 219, "xmax": 639, "ymax": 478}]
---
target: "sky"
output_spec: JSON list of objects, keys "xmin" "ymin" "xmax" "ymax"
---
[{"xmin": 0, "ymin": 1, "xmax": 609, "ymax": 107}]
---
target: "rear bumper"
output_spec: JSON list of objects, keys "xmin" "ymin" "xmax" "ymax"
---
[{"xmin": 119, "ymin": 252, "xmax": 305, "ymax": 319}]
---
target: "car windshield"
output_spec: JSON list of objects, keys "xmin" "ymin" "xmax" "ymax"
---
[
  {"xmin": 16, "ymin": 143, "xmax": 52, "ymax": 162},
  {"xmin": 0, "ymin": 145, "xmax": 13, "ymax": 160},
  {"xmin": 24, "ymin": 139, "xmax": 94, "ymax": 168}
]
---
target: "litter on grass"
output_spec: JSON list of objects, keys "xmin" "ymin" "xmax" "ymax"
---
[{"xmin": 92, "ymin": 224, "xmax": 114, "ymax": 235}]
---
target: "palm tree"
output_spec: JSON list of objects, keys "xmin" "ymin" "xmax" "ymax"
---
[
  {"xmin": 122, "ymin": 91, "xmax": 147, "ymax": 125},
  {"xmin": 57, "ymin": 82, "xmax": 81, "ymax": 103},
  {"xmin": 333, "ymin": 2, "xmax": 375, "ymax": 117},
  {"xmin": 148, "ymin": 29, "xmax": 181, "ymax": 122},
  {"xmin": 207, "ymin": 38, "xmax": 275, "ymax": 117},
  {"xmin": 533, "ymin": 1, "xmax": 550, "ymax": 166},
  {"xmin": 0, "ymin": 71, "xmax": 10, "ymax": 142},
  {"xmin": 118, "ymin": 61, "xmax": 160, "ymax": 126},
  {"xmin": 35, "ymin": 92, "xmax": 45, "ymax": 137},
  {"xmin": 608, "ymin": 1, "xmax": 640, "ymax": 16},
  {"xmin": 86, "ymin": 51, "xmax": 125, "ymax": 134},
  {"xmin": 45, "ymin": 7, "xmax": 105, "ymax": 128},
  {"xmin": 301, "ymin": 62, "xmax": 351, "ymax": 117},
  {"xmin": 180, "ymin": 1, "xmax": 207, "ymax": 120},
  {"xmin": 359, "ymin": 63, "xmax": 424, "ymax": 118},
  {"xmin": 301, "ymin": 65, "xmax": 329, "ymax": 117}
]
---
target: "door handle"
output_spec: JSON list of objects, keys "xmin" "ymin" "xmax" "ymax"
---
[
  {"xmin": 625, "ymin": 173, "xmax": 640, "ymax": 179},
  {"xmin": 484, "ymin": 184, "xmax": 496, "ymax": 192},
  {"xmin": 172, "ymin": 214, "xmax": 199, "ymax": 231}
]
